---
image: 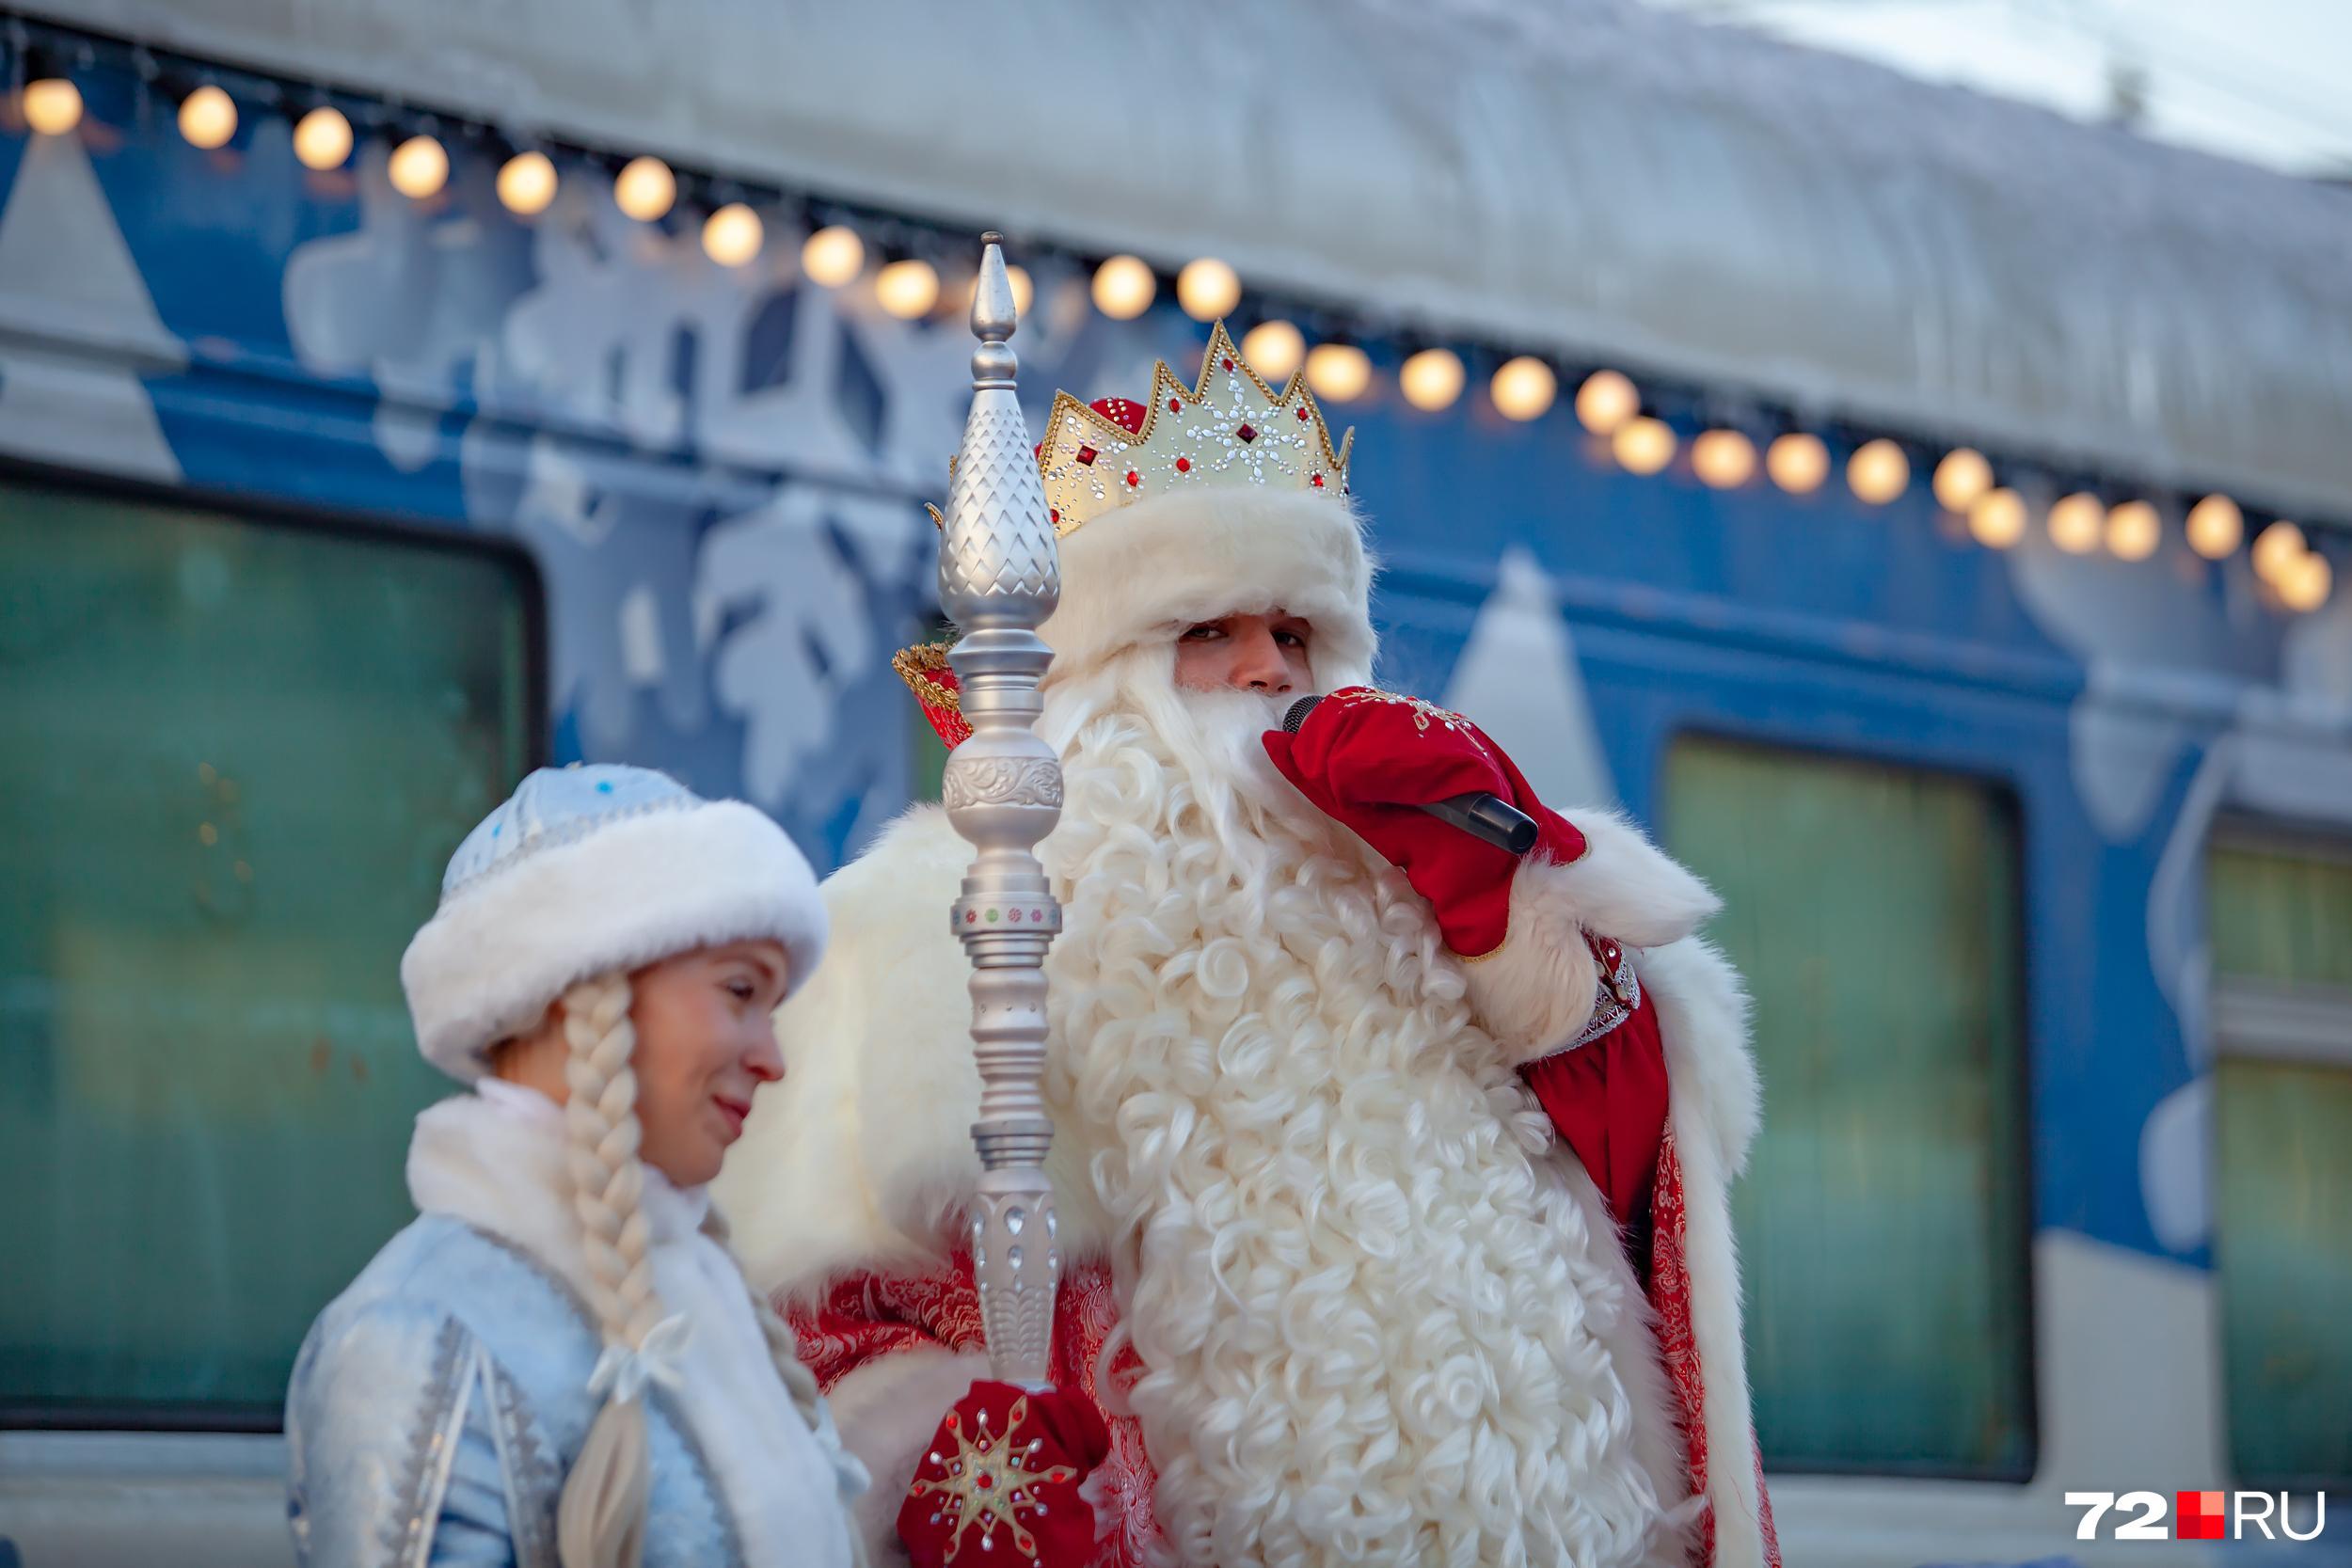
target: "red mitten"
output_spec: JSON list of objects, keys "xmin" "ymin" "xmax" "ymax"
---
[
  {"xmin": 1262, "ymin": 687, "xmax": 1586, "ymax": 955},
  {"xmin": 898, "ymin": 1381, "xmax": 1111, "ymax": 1567}
]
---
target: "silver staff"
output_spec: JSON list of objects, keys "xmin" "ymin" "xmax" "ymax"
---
[{"xmin": 939, "ymin": 233, "xmax": 1064, "ymax": 1390}]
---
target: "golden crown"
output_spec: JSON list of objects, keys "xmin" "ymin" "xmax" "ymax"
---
[{"xmin": 931, "ymin": 322, "xmax": 1355, "ymax": 537}]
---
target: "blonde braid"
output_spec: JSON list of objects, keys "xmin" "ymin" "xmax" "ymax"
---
[{"xmin": 556, "ymin": 971, "xmax": 660, "ymax": 1568}]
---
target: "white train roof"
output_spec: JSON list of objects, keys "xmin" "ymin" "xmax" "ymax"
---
[{"xmin": 46, "ymin": 0, "xmax": 2352, "ymax": 515}]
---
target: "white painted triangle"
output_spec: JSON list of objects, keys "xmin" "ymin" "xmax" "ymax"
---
[
  {"xmin": 1441, "ymin": 546, "xmax": 1616, "ymax": 809},
  {"xmin": 0, "ymin": 133, "xmax": 184, "ymax": 481}
]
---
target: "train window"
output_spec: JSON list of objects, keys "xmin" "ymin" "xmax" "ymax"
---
[
  {"xmin": 0, "ymin": 478, "xmax": 539, "ymax": 1428},
  {"xmin": 1662, "ymin": 736, "xmax": 2034, "ymax": 1478},
  {"xmin": 2207, "ymin": 834, "xmax": 2352, "ymax": 1488}
]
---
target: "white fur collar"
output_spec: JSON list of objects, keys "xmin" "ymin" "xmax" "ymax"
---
[{"xmin": 407, "ymin": 1085, "xmax": 857, "ymax": 1568}]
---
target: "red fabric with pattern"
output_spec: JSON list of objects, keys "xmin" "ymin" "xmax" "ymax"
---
[
  {"xmin": 1647, "ymin": 1131, "xmax": 1782, "ymax": 1566},
  {"xmin": 1261, "ymin": 686, "xmax": 1587, "ymax": 956},
  {"xmin": 898, "ymin": 1381, "xmax": 1109, "ymax": 1566},
  {"xmin": 791, "ymin": 1256, "xmax": 1167, "ymax": 1567},
  {"xmin": 793, "ymin": 1144, "xmax": 1777, "ymax": 1565}
]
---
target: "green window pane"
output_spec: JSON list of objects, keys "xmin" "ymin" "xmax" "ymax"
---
[
  {"xmin": 1663, "ymin": 736, "xmax": 2034, "ymax": 1476},
  {"xmin": 2207, "ymin": 843, "xmax": 2352, "ymax": 990},
  {"xmin": 2213, "ymin": 1056, "xmax": 2352, "ymax": 1487},
  {"xmin": 0, "ymin": 483, "xmax": 536, "ymax": 1423}
]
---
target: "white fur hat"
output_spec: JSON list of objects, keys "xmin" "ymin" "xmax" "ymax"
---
[
  {"xmin": 1041, "ymin": 483, "xmax": 1379, "ymax": 692},
  {"xmin": 401, "ymin": 765, "xmax": 826, "ymax": 1082}
]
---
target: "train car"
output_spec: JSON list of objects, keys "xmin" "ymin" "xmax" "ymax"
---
[{"xmin": 1, "ymin": 2, "xmax": 2345, "ymax": 1564}]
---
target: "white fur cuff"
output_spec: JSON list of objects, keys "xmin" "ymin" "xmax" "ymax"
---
[{"xmin": 1463, "ymin": 815, "xmax": 1719, "ymax": 1062}]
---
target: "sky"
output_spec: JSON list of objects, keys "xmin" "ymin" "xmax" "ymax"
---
[{"xmin": 1637, "ymin": 0, "xmax": 2352, "ymax": 178}]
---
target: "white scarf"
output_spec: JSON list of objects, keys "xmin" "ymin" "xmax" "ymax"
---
[{"xmin": 406, "ymin": 1080, "xmax": 858, "ymax": 1568}]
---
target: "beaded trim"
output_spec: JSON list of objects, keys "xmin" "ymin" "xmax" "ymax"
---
[
  {"xmin": 1568, "ymin": 941, "xmax": 1643, "ymax": 1051},
  {"xmin": 893, "ymin": 641, "xmax": 962, "ymax": 716},
  {"xmin": 481, "ymin": 1346, "xmax": 559, "ymax": 1568},
  {"xmin": 377, "ymin": 1316, "xmax": 475, "ymax": 1568}
]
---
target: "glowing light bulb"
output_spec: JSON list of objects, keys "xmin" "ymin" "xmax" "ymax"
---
[
  {"xmin": 2252, "ymin": 520, "xmax": 2306, "ymax": 584},
  {"xmin": 612, "ymin": 156, "xmax": 675, "ymax": 222},
  {"xmin": 1613, "ymin": 416, "xmax": 1677, "ymax": 476},
  {"xmin": 2280, "ymin": 550, "xmax": 2332, "ymax": 612},
  {"xmin": 1176, "ymin": 258, "xmax": 1240, "ymax": 321},
  {"xmin": 293, "ymin": 105, "xmax": 353, "ymax": 170},
  {"xmin": 875, "ymin": 258, "xmax": 940, "ymax": 318},
  {"xmin": 1091, "ymin": 255, "xmax": 1155, "ymax": 320},
  {"xmin": 801, "ymin": 225, "xmax": 865, "ymax": 287},
  {"xmin": 497, "ymin": 150, "xmax": 558, "ymax": 216},
  {"xmin": 23, "ymin": 77, "xmax": 82, "ymax": 137},
  {"xmin": 1969, "ymin": 487, "xmax": 2026, "ymax": 548},
  {"xmin": 1305, "ymin": 343, "xmax": 1372, "ymax": 403},
  {"xmin": 2047, "ymin": 492, "xmax": 2104, "ymax": 554},
  {"xmin": 701, "ymin": 203, "xmax": 764, "ymax": 267},
  {"xmin": 178, "ymin": 85, "xmax": 237, "ymax": 150},
  {"xmin": 388, "ymin": 135, "xmax": 450, "ymax": 199},
  {"xmin": 1932, "ymin": 448, "xmax": 1993, "ymax": 511},
  {"xmin": 1242, "ymin": 321, "xmax": 1305, "ymax": 384},
  {"xmin": 1848, "ymin": 438, "xmax": 1910, "ymax": 505},
  {"xmin": 1492, "ymin": 357, "xmax": 1557, "ymax": 422},
  {"xmin": 1767, "ymin": 433, "xmax": 1829, "ymax": 495},
  {"xmin": 1398, "ymin": 349, "xmax": 1465, "ymax": 412},
  {"xmin": 2105, "ymin": 499, "xmax": 2160, "ymax": 561},
  {"xmin": 1691, "ymin": 429, "xmax": 1756, "ymax": 489},
  {"xmin": 1574, "ymin": 370, "xmax": 1637, "ymax": 436},
  {"xmin": 2185, "ymin": 494, "xmax": 2242, "ymax": 560}
]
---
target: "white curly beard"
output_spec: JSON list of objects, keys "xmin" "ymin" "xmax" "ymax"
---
[{"xmin": 1032, "ymin": 652, "xmax": 1692, "ymax": 1568}]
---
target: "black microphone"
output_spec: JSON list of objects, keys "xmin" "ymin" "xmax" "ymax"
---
[{"xmin": 1281, "ymin": 695, "xmax": 1541, "ymax": 856}]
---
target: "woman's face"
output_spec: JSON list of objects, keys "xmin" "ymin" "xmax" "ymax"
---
[{"xmin": 628, "ymin": 939, "xmax": 790, "ymax": 1187}]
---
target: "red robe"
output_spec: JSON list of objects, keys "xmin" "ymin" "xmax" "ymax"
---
[{"xmin": 788, "ymin": 940, "xmax": 1779, "ymax": 1567}]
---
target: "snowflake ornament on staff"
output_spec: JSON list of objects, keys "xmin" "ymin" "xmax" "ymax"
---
[{"xmin": 938, "ymin": 234, "xmax": 1065, "ymax": 1390}]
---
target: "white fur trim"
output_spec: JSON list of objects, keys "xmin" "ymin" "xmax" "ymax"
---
[
  {"xmin": 1041, "ymin": 486, "xmax": 1377, "ymax": 689},
  {"xmin": 824, "ymin": 1347, "xmax": 991, "ymax": 1565},
  {"xmin": 1462, "ymin": 855, "xmax": 1605, "ymax": 1062},
  {"xmin": 1542, "ymin": 810, "xmax": 1722, "ymax": 950},
  {"xmin": 1647, "ymin": 935, "xmax": 1769, "ymax": 1566},
  {"xmin": 402, "ymin": 800, "xmax": 825, "ymax": 1082},
  {"xmin": 1461, "ymin": 814, "xmax": 1722, "ymax": 1063},
  {"xmin": 1642, "ymin": 936, "xmax": 1761, "ymax": 1180}
]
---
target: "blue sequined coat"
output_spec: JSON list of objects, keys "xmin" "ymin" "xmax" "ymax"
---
[{"xmin": 285, "ymin": 1211, "xmax": 853, "ymax": 1568}]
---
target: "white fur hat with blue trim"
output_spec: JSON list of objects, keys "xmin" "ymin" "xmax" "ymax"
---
[{"xmin": 401, "ymin": 764, "xmax": 826, "ymax": 1082}]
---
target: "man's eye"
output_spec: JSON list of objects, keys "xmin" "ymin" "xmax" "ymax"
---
[
  {"xmin": 725, "ymin": 980, "xmax": 756, "ymax": 1001},
  {"xmin": 1277, "ymin": 630, "xmax": 1307, "ymax": 648},
  {"xmin": 1182, "ymin": 624, "xmax": 1223, "ymax": 641}
]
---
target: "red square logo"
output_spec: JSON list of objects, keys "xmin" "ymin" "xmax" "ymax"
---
[{"xmin": 2177, "ymin": 1490, "xmax": 2225, "ymax": 1541}]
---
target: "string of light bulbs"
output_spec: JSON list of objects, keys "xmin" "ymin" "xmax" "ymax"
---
[{"xmin": 4, "ymin": 14, "xmax": 2336, "ymax": 614}]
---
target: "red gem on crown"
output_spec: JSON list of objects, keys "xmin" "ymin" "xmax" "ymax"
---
[
  {"xmin": 1237, "ymin": 423, "xmax": 1256, "ymax": 443},
  {"xmin": 1175, "ymin": 457, "xmax": 1190, "ymax": 473},
  {"xmin": 1168, "ymin": 397, "xmax": 1183, "ymax": 413},
  {"xmin": 1075, "ymin": 445, "xmax": 1097, "ymax": 467},
  {"xmin": 1311, "ymin": 473, "xmax": 1325, "ymax": 487},
  {"xmin": 1124, "ymin": 470, "xmax": 1140, "ymax": 487}
]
